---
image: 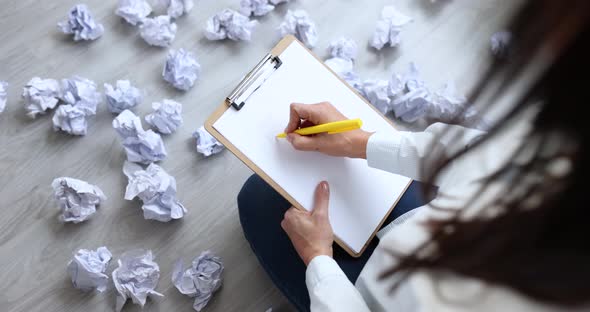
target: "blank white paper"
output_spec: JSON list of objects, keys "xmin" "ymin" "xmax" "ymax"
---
[{"xmin": 214, "ymin": 41, "xmax": 411, "ymax": 254}]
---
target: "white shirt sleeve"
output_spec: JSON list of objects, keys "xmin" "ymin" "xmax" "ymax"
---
[
  {"xmin": 304, "ymin": 123, "xmax": 486, "ymax": 311},
  {"xmin": 366, "ymin": 123, "xmax": 486, "ymax": 182},
  {"xmin": 306, "ymin": 256, "xmax": 371, "ymax": 312}
]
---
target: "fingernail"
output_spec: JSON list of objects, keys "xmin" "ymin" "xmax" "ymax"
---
[
  {"xmin": 287, "ymin": 134, "xmax": 294, "ymax": 142},
  {"xmin": 321, "ymin": 181, "xmax": 329, "ymax": 193}
]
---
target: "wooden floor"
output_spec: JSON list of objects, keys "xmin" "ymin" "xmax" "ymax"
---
[{"xmin": 0, "ymin": 0, "xmax": 520, "ymax": 311}]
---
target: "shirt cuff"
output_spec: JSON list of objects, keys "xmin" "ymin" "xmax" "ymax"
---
[
  {"xmin": 366, "ymin": 131, "xmax": 402, "ymax": 171},
  {"xmin": 306, "ymin": 255, "xmax": 347, "ymax": 291}
]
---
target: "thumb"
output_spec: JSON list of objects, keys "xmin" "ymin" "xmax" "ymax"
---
[{"xmin": 312, "ymin": 181, "xmax": 330, "ymax": 218}]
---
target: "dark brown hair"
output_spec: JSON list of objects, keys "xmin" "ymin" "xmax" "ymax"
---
[{"xmin": 382, "ymin": 0, "xmax": 590, "ymax": 306}]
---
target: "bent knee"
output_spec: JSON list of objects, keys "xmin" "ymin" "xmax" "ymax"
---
[{"xmin": 237, "ymin": 174, "xmax": 265, "ymax": 211}]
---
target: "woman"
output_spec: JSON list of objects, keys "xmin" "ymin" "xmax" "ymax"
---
[{"xmin": 238, "ymin": 0, "xmax": 590, "ymax": 311}]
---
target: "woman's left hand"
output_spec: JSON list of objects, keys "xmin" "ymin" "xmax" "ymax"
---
[{"xmin": 281, "ymin": 181, "xmax": 334, "ymax": 266}]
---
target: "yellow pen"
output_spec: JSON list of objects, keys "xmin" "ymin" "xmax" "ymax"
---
[{"xmin": 276, "ymin": 118, "xmax": 363, "ymax": 138}]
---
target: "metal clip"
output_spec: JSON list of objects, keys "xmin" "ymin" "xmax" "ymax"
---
[{"xmin": 226, "ymin": 53, "xmax": 282, "ymax": 110}]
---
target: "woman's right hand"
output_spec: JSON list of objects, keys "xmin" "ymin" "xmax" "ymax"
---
[{"xmin": 284, "ymin": 102, "xmax": 373, "ymax": 159}]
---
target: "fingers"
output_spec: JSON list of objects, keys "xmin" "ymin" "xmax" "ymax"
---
[
  {"xmin": 285, "ymin": 103, "xmax": 304, "ymax": 133},
  {"xmin": 281, "ymin": 206, "xmax": 309, "ymax": 231},
  {"xmin": 312, "ymin": 181, "xmax": 330, "ymax": 219},
  {"xmin": 299, "ymin": 120, "xmax": 315, "ymax": 128},
  {"xmin": 285, "ymin": 102, "xmax": 331, "ymax": 133}
]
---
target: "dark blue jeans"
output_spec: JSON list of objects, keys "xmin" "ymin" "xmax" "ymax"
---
[{"xmin": 237, "ymin": 174, "xmax": 430, "ymax": 312}]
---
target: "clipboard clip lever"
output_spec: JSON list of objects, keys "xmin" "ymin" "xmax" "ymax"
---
[{"xmin": 226, "ymin": 53, "xmax": 282, "ymax": 110}]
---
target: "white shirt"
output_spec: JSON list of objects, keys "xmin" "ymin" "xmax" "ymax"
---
[{"xmin": 305, "ymin": 123, "xmax": 586, "ymax": 312}]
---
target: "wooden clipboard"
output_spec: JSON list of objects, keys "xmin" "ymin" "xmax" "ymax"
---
[{"xmin": 205, "ymin": 35, "xmax": 411, "ymax": 257}]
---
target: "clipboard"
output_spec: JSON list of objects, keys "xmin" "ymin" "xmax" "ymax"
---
[{"xmin": 206, "ymin": 35, "xmax": 412, "ymax": 257}]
